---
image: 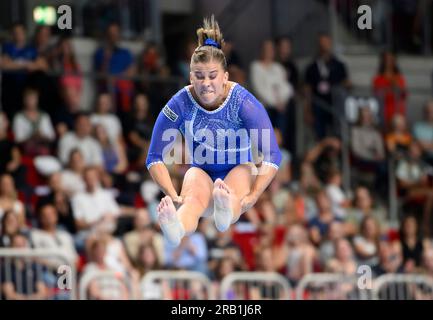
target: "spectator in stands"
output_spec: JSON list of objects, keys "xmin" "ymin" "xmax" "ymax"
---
[
  {"xmin": 304, "ymin": 34, "xmax": 351, "ymax": 140},
  {"xmin": 325, "ymin": 238, "xmax": 357, "ymax": 275},
  {"xmin": 373, "ymin": 51, "xmax": 407, "ymax": 128},
  {"xmin": 58, "ymin": 112, "xmax": 103, "ymax": 167},
  {"xmin": 276, "ymin": 36, "xmax": 299, "ymax": 155},
  {"xmin": 319, "ymin": 220, "xmax": 345, "ymax": 268},
  {"xmin": 60, "ymin": 149, "xmax": 86, "ymax": 197},
  {"xmin": 0, "ymin": 23, "xmax": 39, "ymax": 119},
  {"xmin": 93, "ymin": 22, "xmax": 135, "ymax": 114},
  {"xmin": 0, "ymin": 233, "xmax": 49, "ymax": 300},
  {"xmin": 94, "ymin": 124, "xmax": 128, "ymax": 175},
  {"xmin": 0, "ymin": 112, "xmax": 25, "ymax": 189},
  {"xmin": 304, "ymin": 136, "xmax": 342, "ymax": 184},
  {"xmin": 164, "ymin": 231, "xmax": 208, "ymax": 275},
  {"xmin": 413, "ymin": 99, "xmax": 433, "ymax": 166},
  {"xmin": 274, "ymin": 224, "xmax": 316, "ymax": 286},
  {"xmin": 125, "ymin": 93, "xmax": 154, "ymax": 167},
  {"xmin": 250, "ymin": 39, "xmax": 293, "ymax": 129},
  {"xmin": 52, "ymin": 36, "xmax": 82, "ymax": 134},
  {"xmin": 325, "ymin": 169, "xmax": 351, "ymax": 219},
  {"xmin": 395, "ymin": 141, "xmax": 433, "ymax": 236},
  {"xmin": 123, "ymin": 208, "xmax": 164, "ymax": 266},
  {"xmin": 0, "ymin": 174, "xmax": 26, "ymax": 228},
  {"xmin": 31, "ymin": 204, "xmax": 78, "ymax": 267},
  {"xmin": 212, "ymin": 257, "xmax": 237, "ymax": 298},
  {"xmin": 90, "ymin": 93, "xmax": 123, "ymax": 145},
  {"xmin": 308, "ymin": 190, "xmax": 343, "ymax": 246},
  {"xmin": 0, "ymin": 210, "xmax": 28, "ymax": 248},
  {"xmin": 80, "ymin": 237, "xmax": 130, "ymax": 300},
  {"xmin": 72, "ymin": 167, "xmax": 121, "ymax": 235},
  {"xmin": 345, "ymin": 186, "xmax": 387, "ymax": 235},
  {"xmin": 37, "ymin": 172, "xmax": 76, "ymax": 235},
  {"xmin": 372, "ymin": 240, "xmax": 404, "ymax": 277},
  {"xmin": 399, "ymin": 215, "xmax": 424, "ymax": 271},
  {"xmin": 351, "ymin": 105, "xmax": 387, "ymax": 195},
  {"xmin": 385, "ymin": 114, "xmax": 412, "ymax": 157},
  {"xmin": 353, "ymin": 216, "xmax": 381, "ymax": 267},
  {"xmin": 135, "ymin": 243, "xmax": 161, "ymax": 277},
  {"xmin": 12, "ymin": 87, "xmax": 55, "ymax": 156}
]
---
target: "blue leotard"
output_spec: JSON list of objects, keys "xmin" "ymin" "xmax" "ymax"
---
[{"xmin": 146, "ymin": 82, "xmax": 282, "ymax": 181}]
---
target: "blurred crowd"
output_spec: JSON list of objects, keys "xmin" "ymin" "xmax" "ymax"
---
[{"xmin": 1, "ymin": 21, "xmax": 433, "ymax": 300}]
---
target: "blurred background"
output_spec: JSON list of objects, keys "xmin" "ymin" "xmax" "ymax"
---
[{"xmin": 1, "ymin": 0, "xmax": 433, "ymax": 300}]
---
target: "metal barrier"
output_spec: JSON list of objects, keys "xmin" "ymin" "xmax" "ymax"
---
[
  {"xmin": 296, "ymin": 273, "xmax": 370, "ymax": 300},
  {"xmin": 79, "ymin": 270, "xmax": 134, "ymax": 300},
  {"xmin": 372, "ymin": 274, "xmax": 433, "ymax": 300},
  {"xmin": 140, "ymin": 270, "xmax": 214, "ymax": 300},
  {"xmin": 219, "ymin": 272, "xmax": 292, "ymax": 300},
  {"xmin": 0, "ymin": 248, "xmax": 77, "ymax": 300}
]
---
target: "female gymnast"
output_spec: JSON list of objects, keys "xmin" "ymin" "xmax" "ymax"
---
[{"xmin": 146, "ymin": 16, "xmax": 282, "ymax": 246}]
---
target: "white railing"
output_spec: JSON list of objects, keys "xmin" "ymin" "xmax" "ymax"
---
[
  {"xmin": 372, "ymin": 274, "xmax": 433, "ymax": 300},
  {"xmin": 219, "ymin": 272, "xmax": 292, "ymax": 300},
  {"xmin": 0, "ymin": 248, "xmax": 77, "ymax": 300},
  {"xmin": 79, "ymin": 270, "xmax": 134, "ymax": 300}
]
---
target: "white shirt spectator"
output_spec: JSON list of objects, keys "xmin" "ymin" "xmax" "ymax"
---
[
  {"xmin": 12, "ymin": 112, "xmax": 55, "ymax": 143},
  {"xmin": 72, "ymin": 187, "xmax": 120, "ymax": 226},
  {"xmin": 90, "ymin": 114, "xmax": 122, "ymax": 144},
  {"xmin": 58, "ymin": 132, "xmax": 103, "ymax": 166},
  {"xmin": 326, "ymin": 184, "xmax": 347, "ymax": 219},
  {"xmin": 60, "ymin": 170, "xmax": 86, "ymax": 196},
  {"xmin": 31, "ymin": 228, "xmax": 78, "ymax": 267},
  {"xmin": 250, "ymin": 61, "xmax": 293, "ymax": 108}
]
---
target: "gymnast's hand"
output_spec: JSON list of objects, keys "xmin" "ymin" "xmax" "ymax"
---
[
  {"xmin": 240, "ymin": 193, "xmax": 259, "ymax": 213},
  {"xmin": 171, "ymin": 195, "xmax": 183, "ymax": 206}
]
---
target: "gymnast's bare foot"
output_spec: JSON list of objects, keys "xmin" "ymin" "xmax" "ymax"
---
[
  {"xmin": 212, "ymin": 178, "xmax": 234, "ymax": 232},
  {"xmin": 157, "ymin": 196, "xmax": 185, "ymax": 246}
]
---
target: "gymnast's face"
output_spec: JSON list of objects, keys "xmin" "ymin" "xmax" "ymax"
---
[{"xmin": 190, "ymin": 61, "xmax": 228, "ymax": 107}]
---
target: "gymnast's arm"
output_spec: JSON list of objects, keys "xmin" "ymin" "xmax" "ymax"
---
[
  {"xmin": 240, "ymin": 93, "xmax": 282, "ymax": 203},
  {"xmin": 146, "ymin": 102, "xmax": 183, "ymax": 202}
]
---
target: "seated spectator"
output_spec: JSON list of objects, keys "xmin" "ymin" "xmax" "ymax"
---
[
  {"xmin": 372, "ymin": 240, "xmax": 404, "ymax": 277},
  {"xmin": 345, "ymin": 186, "xmax": 387, "ymax": 235},
  {"xmin": 0, "ymin": 233, "xmax": 49, "ymax": 300},
  {"xmin": 274, "ymin": 224, "xmax": 316, "ymax": 287},
  {"xmin": 353, "ymin": 216, "xmax": 381, "ymax": 267},
  {"xmin": 399, "ymin": 215, "xmax": 424, "ymax": 271},
  {"xmin": 0, "ymin": 210, "xmax": 29, "ymax": 248},
  {"xmin": 80, "ymin": 238, "xmax": 130, "ymax": 300},
  {"xmin": 60, "ymin": 149, "xmax": 86, "ymax": 196},
  {"xmin": 93, "ymin": 23, "xmax": 135, "ymax": 115},
  {"xmin": 0, "ymin": 112, "xmax": 25, "ymax": 188},
  {"xmin": 373, "ymin": 51, "xmax": 407, "ymax": 128},
  {"xmin": 385, "ymin": 114, "xmax": 412, "ymax": 156},
  {"xmin": 12, "ymin": 87, "xmax": 55, "ymax": 156},
  {"xmin": 72, "ymin": 167, "xmax": 121, "ymax": 236},
  {"xmin": 125, "ymin": 93, "xmax": 154, "ymax": 167},
  {"xmin": 31, "ymin": 204, "xmax": 78, "ymax": 268},
  {"xmin": 325, "ymin": 169, "xmax": 351, "ymax": 219},
  {"xmin": 319, "ymin": 220, "xmax": 345, "ymax": 268},
  {"xmin": 212, "ymin": 257, "xmax": 237, "ymax": 299},
  {"xmin": 58, "ymin": 112, "xmax": 103, "ymax": 167},
  {"xmin": 222, "ymin": 38, "xmax": 246, "ymax": 85},
  {"xmin": 0, "ymin": 23, "xmax": 39, "ymax": 119},
  {"xmin": 37, "ymin": 172, "xmax": 76, "ymax": 235},
  {"xmin": 123, "ymin": 208, "xmax": 164, "ymax": 266},
  {"xmin": 325, "ymin": 238, "xmax": 357, "ymax": 275},
  {"xmin": 396, "ymin": 141, "xmax": 433, "ymax": 236},
  {"xmin": 135, "ymin": 243, "xmax": 161, "ymax": 278},
  {"xmin": 0, "ymin": 174, "xmax": 26, "ymax": 228},
  {"xmin": 250, "ymin": 39, "xmax": 293, "ymax": 129},
  {"xmin": 94, "ymin": 124, "xmax": 128, "ymax": 175},
  {"xmin": 164, "ymin": 231, "xmax": 208, "ymax": 275},
  {"xmin": 308, "ymin": 190, "xmax": 343, "ymax": 245},
  {"xmin": 90, "ymin": 93, "xmax": 123, "ymax": 145},
  {"xmin": 413, "ymin": 100, "xmax": 433, "ymax": 166}
]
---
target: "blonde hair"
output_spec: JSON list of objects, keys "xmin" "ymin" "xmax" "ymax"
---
[{"xmin": 191, "ymin": 15, "xmax": 227, "ymax": 70}]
